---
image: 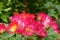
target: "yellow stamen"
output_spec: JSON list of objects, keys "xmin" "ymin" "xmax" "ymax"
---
[{"xmin": 10, "ymin": 25, "xmax": 17, "ymax": 32}]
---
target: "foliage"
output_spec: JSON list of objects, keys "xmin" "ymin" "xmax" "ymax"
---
[{"xmin": 0, "ymin": 0, "xmax": 60, "ymax": 23}]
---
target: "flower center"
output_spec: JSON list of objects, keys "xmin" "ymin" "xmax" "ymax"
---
[
  {"xmin": 26, "ymin": 28, "xmax": 30, "ymax": 32},
  {"xmin": 11, "ymin": 25, "xmax": 17, "ymax": 32}
]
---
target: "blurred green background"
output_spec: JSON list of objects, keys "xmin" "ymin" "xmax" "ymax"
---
[{"xmin": 0, "ymin": 0, "xmax": 60, "ymax": 26}]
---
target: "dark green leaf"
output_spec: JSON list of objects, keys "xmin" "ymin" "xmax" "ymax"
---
[{"xmin": 1, "ymin": 14, "xmax": 8, "ymax": 23}]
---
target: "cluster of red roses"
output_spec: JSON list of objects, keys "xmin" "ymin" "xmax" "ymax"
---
[{"xmin": 0, "ymin": 11, "xmax": 59, "ymax": 37}]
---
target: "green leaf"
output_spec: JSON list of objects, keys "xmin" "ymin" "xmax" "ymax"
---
[
  {"xmin": 47, "ymin": 30, "xmax": 56, "ymax": 35},
  {"xmin": 45, "ymin": 36, "xmax": 56, "ymax": 40},
  {"xmin": 54, "ymin": 14, "xmax": 58, "ymax": 20},
  {"xmin": 7, "ymin": 0, "xmax": 12, "ymax": 6},
  {"xmin": 35, "ymin": 3, "xmax": 39, "ymax": 7},
  {"xmin": 30, "ymin": 35, "xmax": 37, "ymax": 40},
  {"xmin": 55, "ymin": 34, "xmax": 60, "ymax": 39},
  {"xmin": 43, "ymin": 30, "xmax": 60, "ymax": 40},
  {"xmin": 1, "ymin": 32, "xmax": 15, "ymax": 39},
  {"xmin": 1, "ymin": 38, "xmax": 8, "ymax": 40},
  {"xmin": 4, "ymin": 8, "xmax": 11, "ymax": 12},
  {"xmin": 0, "ymin": 2, "xmax": 3, "ymax": 12},
  {"xmin": 15, "ymin": 34, "xmax": 22, "ymax": 40},
  {"xmin": 1, "ymin": 14, "xmax": 8, "ymax": 23}
]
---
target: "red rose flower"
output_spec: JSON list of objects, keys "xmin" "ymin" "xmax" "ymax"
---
[
  {"xmin": 35, "ymin": 21, "xmax": 47, "ymax": 37},
  {"xmin": 50, "ymin": 21, "xmax": 58, "ymax": 33},
  {"xmin": 37, "ymin": 12, "xmax": 52, "ymax": 27},
  {"xmin": 7, "ymin": 21, "xmax": 18, "ymax": 34},
  {"xmin": 0, "ymin": 23, "xmax": 6, "ymax": 33},
  {"xmin": 37, "ymin": 12, "xmax": 47, "ymax": 21}
]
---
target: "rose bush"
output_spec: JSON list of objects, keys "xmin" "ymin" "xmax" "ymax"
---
[
  {"xmin": 0, "ymin": 0, "xmax": 60, "ymax": 40},
  {"xmin": 0, "ymin": 11, "xmax": 60, "ymax": 40}
]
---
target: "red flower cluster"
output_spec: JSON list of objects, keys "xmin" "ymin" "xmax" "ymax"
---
[
  {"xmin": 9, "ymin": 11, "xmax": 35, "ymax": 36},
  {"xmin": 0, "ymin": 11, "xmax": 58, "ymax": 37},
  {"xmin": 37, "ymin": 12, "xmax": 58, "ymax": 33},
  {"xmin": 0, "ymin": 23, "xmax": 6, "ymax": 33}
]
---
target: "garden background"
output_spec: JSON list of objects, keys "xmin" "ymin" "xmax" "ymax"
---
[{"xmin": 0, "ymin": 0, "xmax": 60, "ymax": 23}]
